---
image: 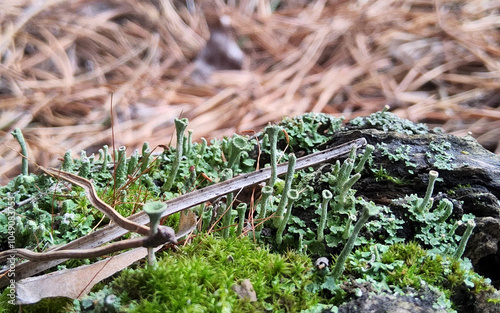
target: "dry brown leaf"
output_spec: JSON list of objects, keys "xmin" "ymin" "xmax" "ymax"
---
[
  {"xmin": 178, "ymin": 209, "xmax": 198, "ymax": 237},
  {"xmin": 231, "ymin": 278, "xmax": 257, "ymax": 302},
  {"xmin": 15, "ymin": 246, "xmax": 151, "ymax": 304}
]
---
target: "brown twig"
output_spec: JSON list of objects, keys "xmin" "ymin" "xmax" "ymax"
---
[{"xmin": 39, "ymin": 167, "xmax": 151, "ymax": 236}]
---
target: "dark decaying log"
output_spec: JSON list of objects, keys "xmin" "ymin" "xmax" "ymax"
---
[{"xmin": 322, "ymin": 123, "xmax": 500, "ymax": 288}]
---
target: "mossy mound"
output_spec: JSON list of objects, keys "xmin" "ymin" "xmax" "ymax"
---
[{"xmin": 73, "ymin": 235, "xmax": 318, "ymax": 312}]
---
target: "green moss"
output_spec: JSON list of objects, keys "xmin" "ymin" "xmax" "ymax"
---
[
  {"xmin": 73, "ymin": 235, "xmax": 318, "ymax": 312},
  {"xmin": 382, "ymin": 242, "xmax": 445, "ymax": 288}
]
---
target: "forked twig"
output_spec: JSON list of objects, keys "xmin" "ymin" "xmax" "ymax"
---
[{"xmin": 40, "ymin": 168, "xmax": 151, "ymax": 236}]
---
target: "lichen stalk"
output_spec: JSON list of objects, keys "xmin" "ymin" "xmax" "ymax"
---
[
  {"xmin": 184, "ymin": 129, "xmax": 194, "ymax": 156},
  {"xmin": 257, "ymin": 186, "xmax": 273, "ymax": 232},
  {"xmin": 418, "ymin": 170, "xmax": 439, "ymax": 213},
  {"xmin": 11, "ymin": 128, "xmax": 29, "ymax": 175},
  {"xmin": 436, "ymin": 199, "xmax": 453, "ymax": 223},
  {"xmin": 236, "ymin": 203, "xmax": 247, "ymax": 234},
  {"xmin": 62, "ymin": 150, "xmax": 74, "ymax": 171},
  {"xmin": 340, "ymin": 173, "xmax": 361, "ymax": 201},
  {"xmin": 274, "ymin": 153, "xmax": 297, "ymax": 228},
  {"xmin": 354, "ymin": 144, "xmax": 374, "ymax": 173},
  {"xmin": 317, "ymin": 190, "xmax": 333, "ymax": 242},
  {"xmin": 115, "ymin": 146, "xmax": 127, "ymax": 187},
  {"xmin": 266, "ymin": 125, "xmax": 281, "ymax": 187},
  {"xmin": 447, "ymin": 221, "xmax": 460, "ymax": 237},
  {"xmin": 220, "ymin": 168, "xmax": 234, "ymax": 238},
  {"xmin": 104, "ymin": 145, "xmax": 112, "ymax": 163},
  {"xmin": 336, "ymin": 158, "xmax": 354, "ymax": 190},
  {"xmin": 102, "ymin": 145, "xmax": 110, "ymax": 171},
  {"xmin": 141, "ymin": 147, "xmax": 152, "ymax": 173},
  {"xmin": 162, "ymin": 118, "xmax": 188, "ymax": 192},
  {"xmin": 78, "ymin": 157, "xmax": 90, "ymax": 178},
  {"xmin": 276, "ymin": 189, "xmax": 299, "ymax": 245},
  {"xmin": 143, "ymin": 201, "xmax": 168, "ymax": 267},
  {"xmin": 227, "ymin": 135, "xmax": 249, "ymax": 170},
  {"xmin": 127, "ymin": 150, "xmax": 139, "ymax": 175},
  {"xmin": 453, "ymin": 219, "xmax": 476, "ymax": 259},
  {"xmin": 347, "ymin": 146, "xmax": 357, "ymax": 160},
  {"xmin": 199, "ymin": 137, "xmax": 207, "ymax": 155},
  {"xmin": 342, "ymin": 214, "xmax": 355, "ymax": 240},
  {"xmin": 332, "ymin": 202, "xmax": 379, "ymax": 282}
]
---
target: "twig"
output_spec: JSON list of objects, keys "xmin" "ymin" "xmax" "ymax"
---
[
  {"xmin": 0, "ymin": 226, "xmax": 176, "ymax": 262},
  {"xmin": 40, "ymin": 168, "xmax": 151, "ymax": 236}
]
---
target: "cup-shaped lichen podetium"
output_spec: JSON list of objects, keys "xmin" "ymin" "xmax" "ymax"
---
[
  {"xmin": 227, "ymin": 134, "xmax": 250, "ymax": 171},
  {"xmin": 276, "ymin": 189, "xmax": 299, "ymax": 245},
  {"xmin": 162, "ymin": 118, "xmax": 189, "ymax": 192},
  {"xmin": 418, "ymin": 170, "xmax": 439, "ymax": 213},
  {"xmin": 143, "ymin": 201, "xmax": 168, "ymax": 266}
]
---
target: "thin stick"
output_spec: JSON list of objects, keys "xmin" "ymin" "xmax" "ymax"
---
[{"xmin": 40, "ymin": 168, "xmax": 150, "ymax": 236}]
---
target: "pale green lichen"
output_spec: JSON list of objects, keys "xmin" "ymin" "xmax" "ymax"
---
[
  {"xmin": 331, "ymin": 200, "xmax": 380, "ymax": 282},
  {"xmin": 377, "ymin": 142, "xmax": 418, "ymax": 173},
  {"xmin": 349, "ymin": 111, "xmax": 428, "ymax": 135},
  {"xmin": 142, "ymin": 201, "xmax": 169, "ymax": 266},
  {"xmin": 162, "ymin": 118, "xmax": 188, "ymax": 192},
  {"xmin": 11, "ymin": 128, "xmax": 29, "ymax": 176},
  {"xmin": 426, "ymin": 140, "xmax": 456, "ymax": 170},
  {"xmin": 273, "ymin": 153, "xmax": 297, "ymax": 228}
]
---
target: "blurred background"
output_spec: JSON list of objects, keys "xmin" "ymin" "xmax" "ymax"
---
[{"xmin": 1, "ymin": 0, "xmax": 499, "ymax": 185}]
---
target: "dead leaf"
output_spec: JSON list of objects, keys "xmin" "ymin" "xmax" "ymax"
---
[
  {"xmin": 14, "ymin": 222, "xmax": 196, "ymax": 304},
  {"xmin": 231, "ymin": 279, "xmax": 257, "ymax": 302},
  {"xmin": 15, "ymin": 246, "xmax": 151, "ymax": 304},
  {"xmin": 178, "ymin": 209, "xmax": 198, "ymax": 237}
]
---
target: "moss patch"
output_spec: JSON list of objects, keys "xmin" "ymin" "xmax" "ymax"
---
[{"xmin": 73, "ymin": 235, "xmax": 319, "ymax": 312}]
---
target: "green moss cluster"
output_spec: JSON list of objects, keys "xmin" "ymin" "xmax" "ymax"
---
[{"xmin": 73, "ymin": 235, "xmax": 318, "ymax": 312}]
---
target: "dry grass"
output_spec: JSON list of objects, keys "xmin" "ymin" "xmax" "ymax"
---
[{"xmin": 1, "ymin": 0, "xmax": 499, "ymax": 185}]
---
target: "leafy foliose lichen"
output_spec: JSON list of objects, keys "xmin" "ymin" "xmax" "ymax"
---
[
  {"xmin": 426, "ymin": 140, "xmax": 456, "ymax": 170},
  {"xmin": 278, "ymin": 113, "xmax": 344, "ymax": 152},
  {"xmin": 348, "ymin": 111, "xmax": 428, "ymax": 135},
  {"xmin": 377, "ymin": 143, "xmax": 418, "ymax": 173}
]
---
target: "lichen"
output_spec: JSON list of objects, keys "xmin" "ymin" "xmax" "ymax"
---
[
  {"xmin": 377, "ymin": 142, "xmax": 417, "ymax": 173},
  {"xmin": 426, "ymin": 139, "xmax": 456, "ymax": 170},
  {"xmin": 349, "ymin": 111, "xmax": 429, "ymax": 135}
]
